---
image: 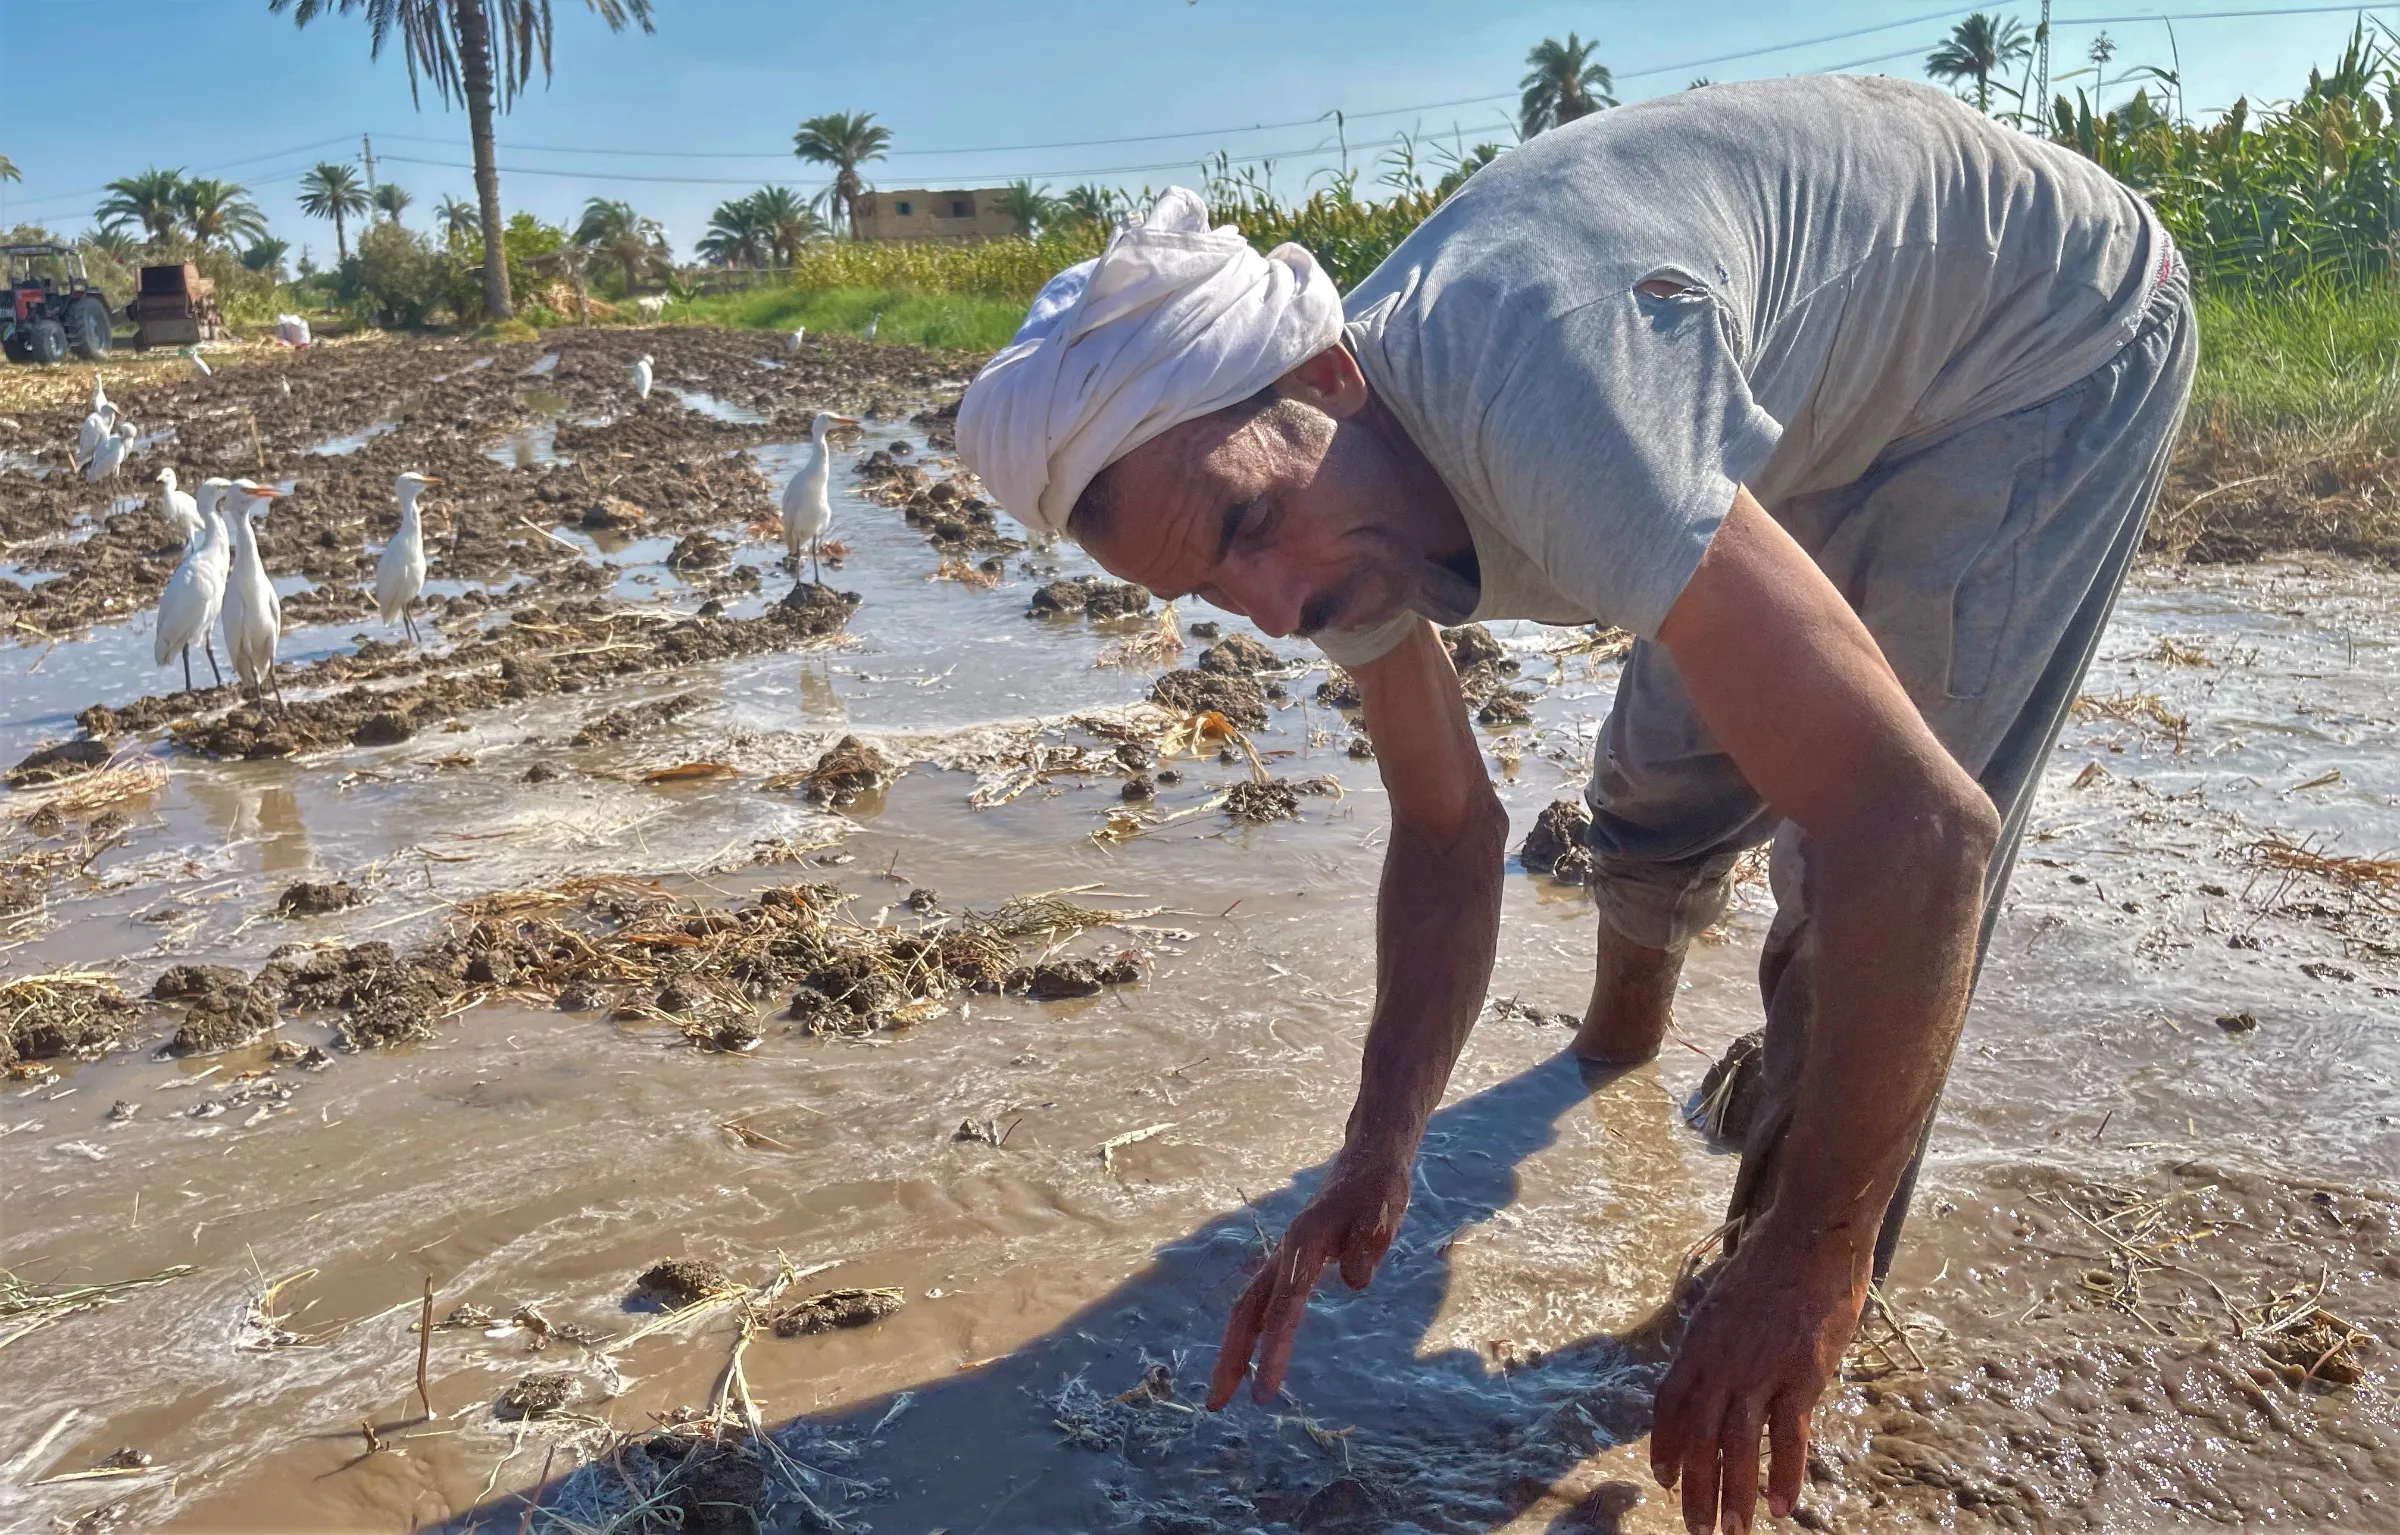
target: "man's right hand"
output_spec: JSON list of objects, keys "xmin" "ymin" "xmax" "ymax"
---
[{"xmin": 1207, "ymin": 1146, "xmax": 1414, "ymax": 1409}]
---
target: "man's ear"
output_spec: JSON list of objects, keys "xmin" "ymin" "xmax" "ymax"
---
[{"xmin": 1274, "ymin": 345, "xmax": 1370, "ymax": 419}]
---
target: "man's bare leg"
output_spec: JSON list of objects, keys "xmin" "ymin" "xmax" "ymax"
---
[{"xmin": 1573, "ymin": 920, "xmax": 1684, "ymax": 1064}]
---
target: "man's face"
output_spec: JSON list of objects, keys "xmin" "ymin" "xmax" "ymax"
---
[{"xmin": 1073, "ymin": 397, "xmax": 1426, "ymax": 641}]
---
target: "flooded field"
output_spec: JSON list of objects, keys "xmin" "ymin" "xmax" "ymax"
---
[{"xmin": 1, "ymin": 332, "xmax": 2392, "ymax": 1534}]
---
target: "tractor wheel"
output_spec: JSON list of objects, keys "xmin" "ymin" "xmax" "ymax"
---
[
  {"xmin": 27, "ymin": 319, "xmax": 68, "ymax": 365},
  {"xmin": 66, "ymin": 298, "xmax": 111, "ymax": 359},
  {"xmin": 0, "ymin": 328, "xmax": 31, "ymax": 364}
]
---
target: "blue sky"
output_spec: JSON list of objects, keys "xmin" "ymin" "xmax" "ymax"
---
[{"xmin": 2, "ymin": 0, "xmax": 2393, "ymax": 264}]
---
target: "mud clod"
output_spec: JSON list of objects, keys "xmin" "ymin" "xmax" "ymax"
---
[
  {"xmin": 572, "ymin": 692, "xmax": 702, "ymax": 747},
  {"xmin": 276, "ymin": 880, "xmax": 364, "ymax": 918},
  {"xmin": 783, "ymin": 734, "xmax": 892, "ymax": 807},
  {"xmin": 1476, "ymin": 691, "xmax": 1534, "ymax": 727},
  {"xmin": 1027, "ymin": 574, "xmax": 1152, "ymax": 621},
  {"xmin": 1224, "ymin": 779, "xmax": 1302, "ymax": 823},
  {"xmin": 1122, "ymin": 774, "xmax": 1155, "ymax": 800},
  {"xmin": 497, "ymin": 1371, "xmax": 576, "ymax": 1420},
  {"xmin": 1196, "ymin": 634, "xmax": 1283, "ymax": 675},
  {"xmin": 7, "ymin": 739, "xmax": 112, "ymax": 787},
  {"xmin": 636, "ymin": 1257, "xmax": 735, "ymax": 1307},
  {"xmin": 666, "ymin": 531, "xmax": 731, "ymax": 571},
  {"xmin": 352, "ymin": 711, "xmax": 415, "ymax": 748},
  {"xmin": 1007, "ymin": 952, "xmax": 1144, "ymax": 999},
  {"xmin": 1316, "ymin": 665, "xmax": 1362, "ymax": 708},
  {"xmin": 776, "ymin": 579, "xmax": 862, "ymax": 636},
  {"xmin": 170, "ymin": 984, "xmax": 280, "ymax": 1054},
  {"xmin": 523, "ymin": 762, "xmax": 561, "ymax": 784},
  {"xmin": 651, "ymin": 1438, "xmax": 766, "ymax": 1535},
  {"xmin": 768, "ymin": 1285, "xmax": 904, "ymax": 1336},
  {"xmin": 1519, "ymin": 799, "xmax": 1596, "ymax": 885},
  {"xmin": 1149, "ymin": 668, "xmax": 1269, "ymax": 730},
  {"xmin": 2218, "ymin": 1010, "xmax": 2260, "ymax": 1032}
]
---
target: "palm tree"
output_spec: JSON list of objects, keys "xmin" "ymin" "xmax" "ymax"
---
[
  {"xmin": 271, "ymin": 0, "xmax": 659, "ymax": 322},
  {"xmin": 1925, "ymin": 13, "xmax": 2034, "ymax": 114},
  {"xmin": 97, "ymin": 167, "xmax": 188, "ymax": 245},
  {"xmin": 82, "ymin": 227, "xmax": 141, "ymax": 259},
  {"xmin": 434, "ymin": 193, "xmax": 479, "ymax": 246},
  {"xmin": 297, "ymin": 162, "xmax": 370, "ymax": 261},
  {"xmin": 242, "ymin": 237, "xmax": 292, "ymax": 279},
  {"xmin": 0, "ymin": 155, "xmax": 19, "ymax": 184},
  {"xmin": 1520, "ymin": 33, "xmax": 1615, "ymax": 137},
  {"xmin": 792, "ymin": 111, "xmax": 890, "ymax": 239},
  {"xmin": 747, "ymin": 184, "xmax": 816, "ymax": 266},
  {"xmin": 373, "ymin": 182, "xmax": 414, "ymax": 224},
  {"xmin": 996, "ymin": 179, "xmax": 1056, "ymax": 238},
  {"xmin": 572, "ymin": 197, "xmax": 666, "ymax": 292},
  {"xmin": 175, "ymin": 178, "xmax": 269, "ymax": 249},
  {"xmin": 697, "ymin": 193, "xmax": 770, "ymax": 268},
  {"xmin": 1058, "ymin": 183, "xmax": 1123, "ymax": 231}
]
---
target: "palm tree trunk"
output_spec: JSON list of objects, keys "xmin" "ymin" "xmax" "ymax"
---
[
  {"xmin": 334, "ymin": 209, "xmax": 349, "ymax": 263},
  {"xmin": 452, "ymin": 0, "xmax": 514, "ymax": 321}
]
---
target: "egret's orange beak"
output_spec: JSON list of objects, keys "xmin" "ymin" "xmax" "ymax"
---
[{"xmin": 419, "ymin": 476, "xmax": 442, "ymax": 486}]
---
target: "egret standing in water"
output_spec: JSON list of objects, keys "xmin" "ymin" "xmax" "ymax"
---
[
  {"xmin": 376, "ymin": 470, "xmax": 439, "ymax": 646},
  {"xmin": 631, "ymin": 354, "xmax": 654, "ymax": 400},
  {"xmin": 76, "ymin": 409, "xmax": 111, "ymax": 465},
  {"xmin": 220, "ymin": 479, "xmax": 286, "ymax": 709},
  {"xmin": 85, "ymin": 420, "xmax": 138, "ymax": 484},
  {"xmin": 782, "ymin": 411, "xmax": 859, "ymax": 583},
  {"xmin": 155, "ymin": 467, "xmax": 201, "ymax": 545},
  {"xmin": 156, "ymin": 478, "xmax": 233, "ymax": 692}
]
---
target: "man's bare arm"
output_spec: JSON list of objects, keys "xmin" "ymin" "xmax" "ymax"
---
[
  {"xmin": 1207, "ymin": 617, "xmax": 1508, "ymax": 1409},
  {"xmin": 1648, "ymin": 488, "xmax": 2001, "ymax": 1534}
]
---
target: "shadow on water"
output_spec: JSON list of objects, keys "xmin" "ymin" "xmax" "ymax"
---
[{"xmin": 441, "ymin": 1052, "xmax": 1679, "ymax": 1534}]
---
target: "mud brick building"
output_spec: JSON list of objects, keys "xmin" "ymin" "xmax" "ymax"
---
[{"xmin": 852, "ymin": 188, "xmax": 1018, "ymax": 241}]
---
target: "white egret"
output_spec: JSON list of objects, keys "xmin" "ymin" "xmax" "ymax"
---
[
  {"xmin": 76, "ymin": 409, "xmax": 110, "ymax": 465},
  {"xmin": 85, "ymin": 421, "xmax": 138, "ymax": 484},
  {"xmin": 279, "ymin": 375, "xmax": 292, "ymax": 398},
  {"xmin": 863, "ymin": 312, "xmax": 880, "ymax": 342},
  {"xmin": 781, "ymin": 411, "xmax": 860, "ymax": 582},
  {"xmin": 631, "ymin": 353, "xmax": 654, "ymax": 400},
  {"xmin": 376, "ymin": 470, "xmax": 439, "ymax": 646},
  {"xmin": 155, "ymin": 478, "xmax": 233, "ymax": 693},
  {"xmin": 90, "ymin": 372, "xmax": 114, "ymax": 429},
  {"xmin": 183, "ymin": 346, "xmax": 211, "ymax": 378},
  {"xmin": 155, "ymin": 467, "xmax": 201, "ymax": 545},
  {"xmin": 220, "ymin": 479, "xmax": 286, "ymax": 709},
  {"xmin": 786, "ymin": 328, "xmax": 806, "ymax": 352}
]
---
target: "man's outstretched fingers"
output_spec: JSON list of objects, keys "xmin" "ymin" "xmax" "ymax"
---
[
  {"xmin": 1207, "ymin": 1267, "xmax": 1276, "ymax": 1410},
  {"xmin": 1249, "ymin": 1238, "xmax": 1330, "ymax": 1403},
  {"xmin": 1649, "ymin": 1363, "xmax": 1695, "ymax": 1490},
  {"xmin": 1679, "ymin": 1423, "xmax": 1724, "ymax": 1535},
  {"xmin": 1766, "ymin": 1390, "xmax": 1810, "ymax": 1518},
  {"xmin": 1715, "ymin": 1399, "xmax": 1765, "ymax": 1535}
]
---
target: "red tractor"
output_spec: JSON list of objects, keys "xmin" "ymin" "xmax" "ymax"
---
[{"xmin": 2, "ymin": 244, "xmax": 114, "ymax": 365}]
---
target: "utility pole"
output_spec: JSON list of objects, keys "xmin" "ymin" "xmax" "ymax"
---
[
  {"xmin": 2034, "ymin": 0, "xmax": 2052, "ymax": 128},
  {"xmin": 362, "ymin": 134, "xmax": 377, "ymax": 192}
]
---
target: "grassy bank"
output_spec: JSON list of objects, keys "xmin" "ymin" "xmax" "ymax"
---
[
  {"xmin": 2191, "ymin": 283, "xmax": 2400, "ymax": 438},
  {"xmin": 2160, "ymin": 282, "xmax": 2400, "ymax": 563},
  {"xmin": 667, "ymin": 286, "xmax": 1024, "ymax": 352}
]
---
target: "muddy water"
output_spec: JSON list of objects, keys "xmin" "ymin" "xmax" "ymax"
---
[{"xmin": 3, "ymin": 382, "xmax": 2395, "ymax": 1531}]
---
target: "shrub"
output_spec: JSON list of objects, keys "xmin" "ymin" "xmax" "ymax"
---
[{"xmin": 346, "ymin": 220, "xmax": 445, "ymax": 329}]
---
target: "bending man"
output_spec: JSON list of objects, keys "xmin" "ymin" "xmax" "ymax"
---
[{"xmin": 958, "ymin": 74, "xmax": 2193, "ymax": 1535}]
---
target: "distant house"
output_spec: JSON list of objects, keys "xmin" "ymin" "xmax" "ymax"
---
[{"xmin": 852, "ymin": 188, "xmax": 1019, "ymax": 242}]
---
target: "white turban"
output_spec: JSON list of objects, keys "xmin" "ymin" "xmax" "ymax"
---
[{"xmin": 956, "ymin": 187, "xmax": 1346, "ymax": 537}]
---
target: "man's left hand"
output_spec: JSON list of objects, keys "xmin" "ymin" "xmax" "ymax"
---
[{"xmin": 1648, "ymin": 1232, "xmax": 1868, "ymax": 1535}]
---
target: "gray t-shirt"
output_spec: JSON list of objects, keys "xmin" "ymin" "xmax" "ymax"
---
[{"xmin": 1317, "ymin": 74, "xmax": 2166, "ymax": 667}]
